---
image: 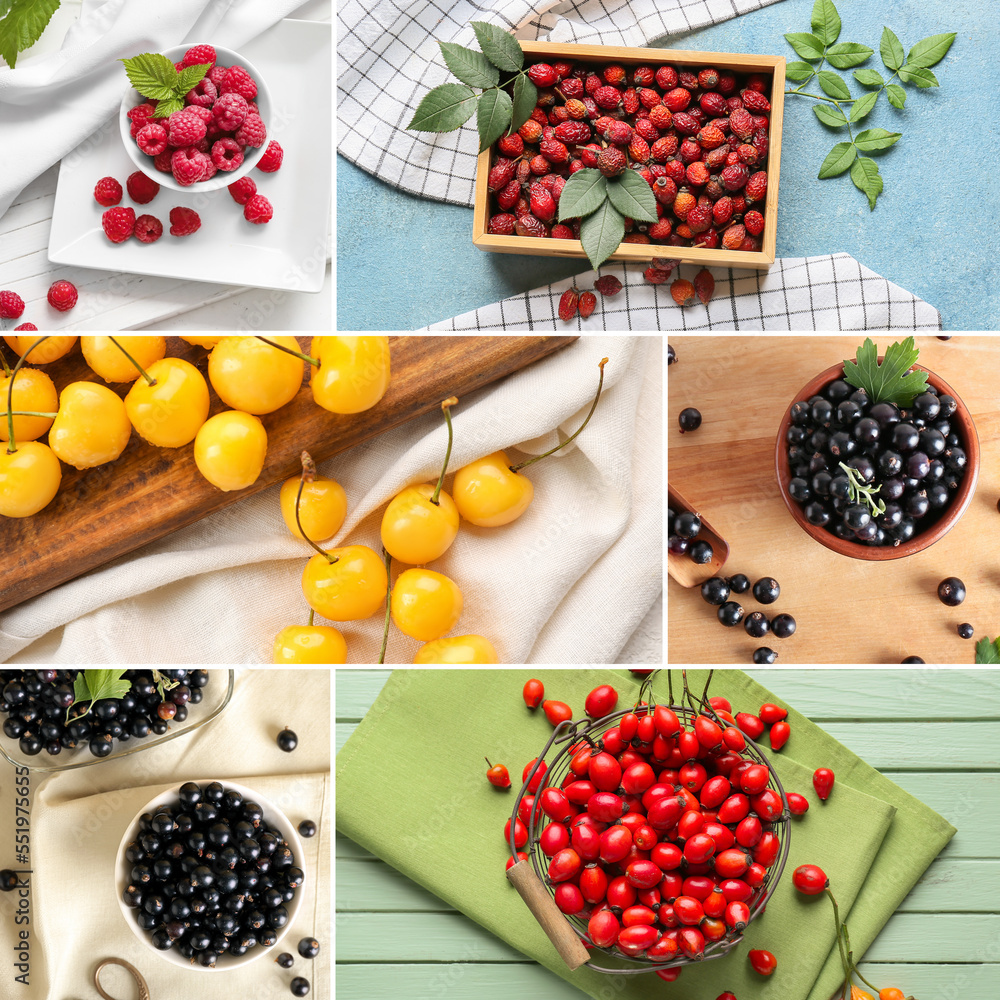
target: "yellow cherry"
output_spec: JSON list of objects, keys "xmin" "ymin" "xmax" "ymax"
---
[
  {"xmin": 273, "ymin": 625, "xmax": 347, "ymax": 664},
  {"xmin": 0, "ymin": 368, "xmax": 58, "ymax": 443},
  {"xmin": 80, "ymin": 336, "xmax": 166, "ymax": 382},
  {"xmin": 3, "ymin": 335, "xmax": 77, "ymax": 364},
  {"xmin": 453, "ymin": 451, "xmax": 535, "ymax": 526},
  {"xmin": 280, "ymin": 475, "xmax": 347, "ymax": 542},
  {"xmin": 125, "ymin": 358, "xmax": 210, "ymax": 447},
  {"xmin": 194, "ymin": 411, "xmax": 267, "ymax": 491},
  {"xmin": 208, "ymin": 336, "xmax": 304, "ymax": 414},
  {"xmin": 48, "ymin": 381, "xmax": 131, "ymax": 469},
  {"xmin": 413, "ymin": 635, "xmax": 499, "ymax": 664},
  {"xmin": 391, "ymin": 568, "xmax": 463, "ymax": 641},
  {"xmin": 310, "ymin": 336, "xmax": 390, "ymax": 413},
  {"xmin": 179, "ymin": 336, "xmax": 226, "ymax": 348},
  {"xmin": 302, "ymin": 545, "xmax": 388, "ymax": 621},
  {"xmin": 381, "ymin": 484, "xmax": 459, "ymax": 565},
  {"xmin": 0, "ymin": 441, "xmax": 62, "ymax": 517}
]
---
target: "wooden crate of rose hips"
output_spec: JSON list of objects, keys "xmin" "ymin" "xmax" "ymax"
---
[{"xmin": 473, "ymin": 42, "xmax": 785, "ymax": 269}]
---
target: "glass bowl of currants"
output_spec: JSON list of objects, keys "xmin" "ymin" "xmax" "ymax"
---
[
  {"xmin": 0, "ymin": 670, "xmax": 234, "ymax": 772},
  {"xmin": 116, "ymin": 779, "xmax": 306, "ymax": 969},
  {"xmin": 775, "ymin": 339, "xmax": 979, "ymax": 560}
]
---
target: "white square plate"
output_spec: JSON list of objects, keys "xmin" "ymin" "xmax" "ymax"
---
[{"xmin": 49, "ymin": 19, "xmax": 331, "ymax": 293}]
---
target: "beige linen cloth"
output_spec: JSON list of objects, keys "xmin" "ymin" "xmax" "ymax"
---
[
  {"xmin": 0, "ymin": 335, "xmax": 661, "ymax": 664},
  {"xmin": 0, "ymin": 668, "xmax": 330, "ymax": 998}
]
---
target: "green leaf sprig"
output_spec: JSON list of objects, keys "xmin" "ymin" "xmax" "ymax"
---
[
  {"xmin": 975, "ymin": 636, "xmax": 1000, "ymax": 664},
  {"xmin": 785, "ymin": 0, "xmax": 955, "ymax": 208},
  {"xmin": 0, "ymin": 0, "xmax": 60, "ymax": 70},
  {"xmin": 120, "ymin": 52, "xmax": 211, "ymax": 119},
  {"xmin": 842, "ymin": 337, "xmax": 929, "ymax": 407},
  {"xmin": 837, "ymin": 461, "xmax": 885, "ymax": 517},
  {"xmin": 407, "ymin": 22, "xmax": 658, "ymax": 269},
  {"xmin": 68, "ymin": 669, "xmax": 132, "ymax": 723}
]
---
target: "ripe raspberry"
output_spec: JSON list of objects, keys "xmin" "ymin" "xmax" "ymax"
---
[
  {"xmin": 257, "ymin": 140, "xmax": 284, "ymax": 173},
  {"xmin": 243, "ymin": 194, "xmax": 273, "ymax": 225},
  {"xmin": 181, "ymin": 44, "xmax": 216, "ymax": 69},
  {"xmin": 153, "ymin": 150, "xmax": 173, "ymax": 173},
  {"xmin": 185, "ymin": 78, "xmax": 218, "ymax": 107},
  {"xmin": 722, "ymin": 223, "xmax": 746, "ymax": 250},
  {"xmin": 171, "ymin": 148, "xmax": 207, "ymax": 186},
  {"xmin": 13, "ymin": 323, "xmax": 37, "ymax": 330},
  {"xmin": 744, "ymin": 209, "xmax": 765, "ymax": 236},
  {"xmin": 488, "ymin": 213, "xmax": 517, "ymax": 236},
  {"xmin": 102, "ymin": 206, "xmax": 136, "ymax": 243},
  {"xmin": 134, "ymin": 214, "xmax": 163, "ymax": 243},
  {"xmin": 235, "ymin": 114, "xmax": 267, "ymax": 149},
  {"xmin": 136, "ymin": 123, "xmax": 169, "ymax": 156},
  {"xmin": 47, "ymin": 280, "xmax": 77, "ymax": 312},
  {"xmin": 94, "ymin": 177, "xmax": 123, "ymax": 207},
  {"xmin": 167, "ymin": 111, "xmax": 207, "ymax": 148},
  {"xmin": 745, "ymin": 171, "xmax": 768, "ymax": 202},
  {"xmin": 593, "ymin": 86, "xmax": 621, "ymax": 110},
  {"xmin": 694, "ymin": 269, "xmax": 715, "ymax": 304},
  {"xmin": 0, "ymin": 291, "xmax": 25, "ymax": 319},
  {"xmin": 729, "ymin": 108, "xmax": 755, "ymax": 141},
  {"xmin": 208, "ymin": 65, "xmax": 227, "ymax": 88},
  {"xmin": 527, "ymin": 63, "xmax": 559, "ymax": 87},
  {"xmin": 741, "ymin": 90, "xmax": 771, "ymax": 112},
  {"xmin": 213, "ymin": 91, "xmax": 249, "ymax": 131},
  {"xmin": 211, "ymin": 138, "xmax": 244, "ymax": 172},
  {"xmin": 597, "ymin": 146, "xmax": 626, "ymax": 178},
  {"xmin": 594, "ymin": 275, "xmax": 623, "ymax": 297},
  {"xmin": 671, "ymin": 278, "xmax": 696, "ymax": 305},
  {"xmin": 169, "ymin": 206, "xmax": 201, "ymax": 237},
  {"xmin": 127, "ymin": 102, "xmax": 156, "ymax": 137},
  {"xmin": 220, "ymin": 65, "xmax": 257, "ymax": 101},
  {"xmin": 721, "ymin": 162, "xmax": 750, "ymax": 191},
  {"xmin": 643, "ymin": 267, "xmax": 671, "ymax": 285},
  {"xmin": 201, "ymin": 159, "xmax": 218, "ymax": 181},
  {"xmin": 558, "ymin": 289, "xmax": 579, "ymax": 322},
  {"xmin": 228, "ymin": 176, "xmax": 257, "ymax": 206},
  {"xmin": 126, "ymin": 171, "xmax": 160, "ymax": 205},
  {"xmin": 578, "ymin": 291, "xmax": 597, "ymax": 319}
]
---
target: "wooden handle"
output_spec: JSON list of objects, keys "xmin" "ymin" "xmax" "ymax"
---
[{"xmin": 506, "ymin": 860, "xmax": 590, "ymax": 971}]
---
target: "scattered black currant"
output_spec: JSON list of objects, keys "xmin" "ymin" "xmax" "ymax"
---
[
  {"xmin": 277, "ymin": 728, "xmax": 299, "ymax": 753},
  {"xmin": 753, "ymin": 647, "xmax": 778, "ymax": 664},
  {"xmin": 727, "ymin": 574, "xmax": 750, "ymax": 594},
  {"xmin": 937, "ymin": 577, "xmax": 966, "ymax": 606},
  {"xmin": 743, "ymin": 612, "xmax": 770, "ymax": 639},
  {"xmin": 901, "ymin": 656, "xmax": 925, "ymax": 663},
  {"xmin": 770, "ymin": 614, "xmax": 797, "ymax": 639},
  {"xmin": 752, "ymin": 577, "xmax": 780, "ymax": 605},
  {"xmin": 0, "ymin": 870, "xmax": 26, "ymax": 891},
  {"xmin": 958, "ymin": 623, "xmax": 974, "ymax": 639},
  {"xmin": 717, "ymin": 602, "xmax": 745, "ymax": 628},
  {"xmin": 678, "ymin": 407, "xmax": 702, "ymax": 433},
  {"xmin": 668, "ymin": 344, "xmax": 676, "ymax": 365},
  {"xmin": 277, "ymin": 952, "xmax": 295, "ymax": 968},
  {"xmin": 688, "ymin": 540, "xmax": 713, "ymax": 565},
  {"xmin": 298, "ymin": 937, "xmax": 320, "ymax": 959},
  {"xmin": 298, "ymin": 820, "xmax": 317, "ymax": 838},
  {"xmin": 700, "ymin": 577, "xmax": 730, "ymax": 606},
  {"xmin": 673, "ymin": 512, "xmax": 701, "ymax": 539},
  {"xmin": 291, "ymin": 979, "xmax": 311, "ymax": 997}
]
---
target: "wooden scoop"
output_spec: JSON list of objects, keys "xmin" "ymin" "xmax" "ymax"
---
[{"xmin": 668, "ymin": 484, "xmax": 730, "ymax": 587}]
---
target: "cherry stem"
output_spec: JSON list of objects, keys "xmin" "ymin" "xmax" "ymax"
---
[
  {"xmin": 510, "ymin": 357, "xmax": 609, "ymax": 473},
  {"xmin": 430, "ymin": 397, "xmax": 458, "ymax": 506},
  {"xmin": 256, "ymin": 336, "xmax": 319, "ymax": 367},
  {"xmin": 378, "ymin": 548, "xmax": 392, "ymax": 665},
  {"xmin": 484, "ymin": 757, "xmax": 493, "ymax": 768},
  {"xmin": 6, "ymin": 337, "xmax": 50, "ymax": 454},
  {"xmin": 826, "ymin": 888, "xmax": 853, "ymax": 999},
  {"xmin": 295, "ymin": 451, "xmax": 338, "ymax": 565},
  {"xmin": 109, "ymin": 337, "xmax": 156, "ymax": 386}
]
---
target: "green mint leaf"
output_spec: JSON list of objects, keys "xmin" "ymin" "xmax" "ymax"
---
[
  {"xmin": 853, "ymin": 68, "xmax": 884, "ymax": 87},
  {"xmin": 843, "ymin": 337, "xmax": 929, "ymax": 406},
  {"xmin": 785, "ymin": 32, "xmax": 826, "ymax": 61},
  {"xmin": 557, "ymin": 169, "xmax": 608, "ymax": 223},
  {"xmin": 476, "ymin": 87, "xmax": 513, "ymax": 152},
  {"xmin": 898, "ymin": 63, "xmax": 939, "ymax": 88},
  {"xmin": 151, "ymin": 96, "xmax": 184, "ymax": 119},
  {"xmin": 579, "ymin": 200, "xmax": 625, "ymax": 271},
  {"xmin": 786, "ymin": 61, "xmax": 816, "ymax": 82},
  {"xmin": 606, "ymin": 171, "xmax": 657, "ymax": 224},
  {"xmin": 471, "ymin": 21, "xmax": 522, "ymax": 73},
  {"xmin": 849, "ymin": 90, "xmax": 879, "ymax": 122},
  {"xmin": 854, "ymin": 128, "xmax": 901, "ymax": 152},
  {"xmin": 439, "ymin": 41, "xmax": 499, "ymax": 89},
  {"xmin": 850, "ymin": 156, "xmax": 883, "ymax": 209},
  {"xmin": 176, "ymin": 63, "xmax": 211, "ymax": 95},
  {"xmin": 509, "ymin": 73, "xmax": 537, "ymax": 135},
  {"xmin": 818, "ymin": 141, "xmax": 857, "ymax": 178},
  {"xmin": 817, "ymin": 70, "xmax": 851, "ymax": 99},
  {"xmin": 885, "ymin": 83, "xmax": 907, "ymax": 108},
  {"xmin": 406, "ymin": 83, "xmax": 477, "ymax": 132},
  {"xmin": 120, "ymin": 52, "xmax": 180, "ymax": 101},
  {"xmin": 880, "ymin": 27, "xmax": 904, "ymax": 71},
  {"xmin": 814, "ymin": 104, "xmax": 849, "ymax": 127},
  {"xmin": 811, "ymin": 0, "xmax": 841, "ymax": 45},
  {"xmin": 826, "ymin": 42, "xmax": 874, "ymax": 69},
  {"xmin": 0, "ymin": 0, "xmax": 59, "ymax": 70},
  {"xmin": 907, "ymin": 32, "xmax": 956, "ymax": 68},
  {"xmin": 977, "ymin": 637, "xmax": 1000, "ymax": 664}
]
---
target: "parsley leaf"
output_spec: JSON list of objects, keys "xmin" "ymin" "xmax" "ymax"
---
[{"xmin": 975, "ymin": 637, "xmax": 1000, "ymax": 664}]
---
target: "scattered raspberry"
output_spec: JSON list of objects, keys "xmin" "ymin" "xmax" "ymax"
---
[
  {"xmin": 181, "ymin": 44, "xmax": 216, "ymax": 69},
  {"xmin": 168, "ymin": 206, "xmax": 201, "ymax": 237},
  {"xmin": 220, "ymin": 65, "xmax": 257, "ymax": 101},
  {"xmin": 243, "ymin": 194, "xmax": 273, "ymax": 224},
  {"xmin": 558, "ymin": 288, "xmax": 579, "ymax": 321},
  {"xmin": 594, "ymin": 275, "xmax": 623, "ymax": 297},
  {"xmin": 126, "ymin": 171, "xmax": 160, "ymax": 205},
  {"xmin": 167, "ymin": 111, "xmax": 207, "ymax": 148},
  {"xmin": 94, "ymin": 177, "xmax": 123, "ymax": 207},
  {"xmin": 185, "ymin": 78, "xmax": 218, "ymax": 107},
  {"xmin": 213, "ymin": 91, "xmax": 248, "ymax": 131},
  {"xmin": 578, "ymin": 291, "xmax": 597, "ymax": 319},
  {"xmin": 47, "ymin": 280, "xmax": 78, "ymax": 312},
  {"xmin": 211, "ymin": 138, "xmax": 244, "ymax": 172},
  {"xmin": 235, "ymin": 114, "xmax": 266, "ymax": 148},
  {"xmin": 134, "ymin": 215, "xmax": 164, "ymax": 243},
  {"xmin": 257, "ymin": 140, "xmax": 283, "ymax": 173},
  {"xmin": 13, "ymin": 323, "xmax": 37, "ymax": 331},
  {"xmin": 694, "ymin": 269, "xmax": 715, "ymax": 304},
  {"xmin": 102, "ymin": 206, "xmax": 136, "ymax": 243},
  {"xmin": 0, "ymin": 290, "xmax": 25, "ymax": 319},
  {"xmin": 671, "ymin": 278, "xmax": 696, "ymax": 305},
  {"xmin": 227, "ymin": 176, "xmax": 257, "ymax": 205},
  {"xmin": 136, "ymin": 123, "xmax": 169, "ymax": 156},
  {"xmin": 171, "ymin": 148, "xmax": 207, "ymax": 187}
]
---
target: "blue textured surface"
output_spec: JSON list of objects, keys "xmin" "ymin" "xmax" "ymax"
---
[{"xmin": 338, "ymin": 0, "xmax": 1000, "ymax": 330}]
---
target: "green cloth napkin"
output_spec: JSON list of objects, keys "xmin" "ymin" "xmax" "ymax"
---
[{"xmin": 336, "ymin": 670, "xmax": 955, "ymax": 1000}]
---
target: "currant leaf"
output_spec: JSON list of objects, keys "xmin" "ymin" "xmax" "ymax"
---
[
  {"xmin": 974, "ymin": 637, "xmax": 1000, "ymax": 664},
  {"xmin": 842, "ymin": 337, "xmax": 929, "ymax": 406},
  {"xmin": 0, "ymin": 0, "xmax": 59, "ymax": 69}
]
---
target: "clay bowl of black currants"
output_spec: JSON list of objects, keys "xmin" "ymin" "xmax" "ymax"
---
[
  {"xmin": 116, "ymin": 780, "xmax": 305, "ymax": 970},
  {"xmin": 775, "ymin": 342, "xmax": 979, "ymax": 560}
]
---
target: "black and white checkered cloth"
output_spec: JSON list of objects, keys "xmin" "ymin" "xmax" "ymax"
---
[{"xmin": 423, "ymin": 254, "xmax": 942, "ymax": 330}]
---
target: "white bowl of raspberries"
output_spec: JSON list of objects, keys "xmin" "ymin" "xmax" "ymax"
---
[{"xmin": 119, "ymin": 43, "xmax": 275, "ymax": 195}]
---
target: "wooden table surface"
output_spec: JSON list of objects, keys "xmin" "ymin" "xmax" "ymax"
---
[
  {"xmin": 335, "ymin": 668, "xmax": 1000, "ymax": 1000},
  {"xmin": 668, "ymin": 336, "xmax": 1000, "ymax": 665}
]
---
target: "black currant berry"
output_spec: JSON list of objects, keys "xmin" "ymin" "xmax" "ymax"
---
[
  {"xmin": 673, "ymin": 512, "xmax": 701, "ymax": 539},
  {"xmin": 678, "ymin": 407, "xmax": 702, "ymax": 433},
  {"xmin": 290, "ymin": 979, "xmax": 311, "ymax": 997},
  {"xmin": 901, "ymin": 656, "xmax": 925, "ymax": 663},
  {"xmin": 277, "ymin": 728, "xmax": 299, "ymax": 753},
  {"xmin": 957, "ymin": 623, "xmax": 974, "ymax": 639},
  {"xmin": 668, "ymin": 344, "xmax": 676, "ymax": 365},
  {"xmin": 752, "ymin": 647, "xmax": 778, "ymax": 664},
  {"xmin": 771, "ymin": 614, "xmax": 797, "ymax": 639},
  {"xmin": 700, "ymin": 577, "xmax": 730, "ymax": 606},
  {"xmin": 743, "ymin": 612, "xmax": 770, "ymax": 639},
  {"xmin": 688, "ymin": 540, "xmax": 713, "ymax": 565},
  {"xmin": 717, "ymin": 602, "xmax": 745, "ymax": 628},
  {"xmin": 277, "ymin": 952, "xmax": 295, "ymax": 968},
  {"xmin": 298, "ymin": 937, "xmax": 320, "ymax": 959},
  {"xmin": 937, "ymin": 577, "xmax": 966, "ymax": 607},
  {"xmin": 298, "ymin": 820, "xmax": 317, "ymax": 838},
  {"xmin": 727, "ymin": 574, "xmax": 750, "ymax": 594},
  {"xmin": 751, "ymin": 577, "xmax": 780, "ymax": 605}
]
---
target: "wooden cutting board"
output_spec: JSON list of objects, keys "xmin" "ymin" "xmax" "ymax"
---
[
  {"xmin": 668, "ymin": 336, "xmax": 1000, "ymax": 665},
  {"xmin": 0, "ymin": 336, "xmax": 577, "ymax": 613}
]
